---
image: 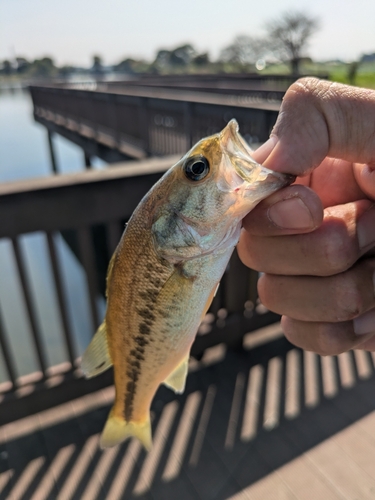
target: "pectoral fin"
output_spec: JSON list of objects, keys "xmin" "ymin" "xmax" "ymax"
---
[
  {"xmin": 81, "ymin": 321, "xmax": 113, "ymax": 378},
  {"xmin": 163, "ymin": 355, "xmax": 189, "ymax": 394}
]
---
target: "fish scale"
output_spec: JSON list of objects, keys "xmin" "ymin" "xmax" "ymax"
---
[{"xmin": 81, "ymin": 119, "xmax": 295, "ymax": 450}]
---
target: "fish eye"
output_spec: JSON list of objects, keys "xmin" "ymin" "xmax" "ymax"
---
[{"xmin": 183, "ymin": 155, "xmax": 210, "ymax": 181}]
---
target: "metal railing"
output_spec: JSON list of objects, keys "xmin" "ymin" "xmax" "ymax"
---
[
  {"xmin": 0, "ymin": 157, "xmax": 279, "ymax": 402},
  {"xmin": 29, "ymin": 84, "xmax": 280, "ymax": 163}
]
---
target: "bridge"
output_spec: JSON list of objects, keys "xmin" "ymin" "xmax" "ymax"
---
[{"xmin": 29, "ymin": 74, "xmax": 287, "ymax": 170}]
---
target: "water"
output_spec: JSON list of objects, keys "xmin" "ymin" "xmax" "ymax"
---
[
  {"xmin": 0, "ymin": 89, "xmax": 106, "ymax": 380},
  {"xmin": 0, "ymin": 89, "xmax": 106, "ymax": 180}
]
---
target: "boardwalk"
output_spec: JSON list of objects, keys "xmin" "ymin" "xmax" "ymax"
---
[{"xmin": 1, "ymin": 323, "xmax": 375, "ymax": 500}]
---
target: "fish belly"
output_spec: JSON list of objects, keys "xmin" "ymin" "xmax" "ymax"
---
[{"xmin": 102, "ymin": 223, "xmax": 233, "ymax": 448}]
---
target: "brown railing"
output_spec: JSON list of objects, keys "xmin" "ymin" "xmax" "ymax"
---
[
  {"xmin": 99, "ymin": 76, "xmax": 289, "ymax": 100},
  {"xmin": 29, "ymin": 84, "xmax": 280, "ymax": 163},
  {"xmin": 0, "ymin": 157, "xmax": 279, "ymax": 409}
]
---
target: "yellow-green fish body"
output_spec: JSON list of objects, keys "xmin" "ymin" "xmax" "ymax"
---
[{"xmin": 82, "ymin": 120, "xmax": 294, "ymax": 449}]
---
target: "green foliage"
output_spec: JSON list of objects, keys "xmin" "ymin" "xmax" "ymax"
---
[
  {"xmin": 329, "ymin": 62, "xmax": 375, "ymax": 89},
  {"xmin": 152, "ymin": 44, "xmax": 198, "ymax": 71},
  {"xmin": 28, "ymin": 57, "xmax": 57, "ymax": 77}
]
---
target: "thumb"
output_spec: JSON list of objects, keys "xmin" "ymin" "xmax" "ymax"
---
[{"xmin": 252, "ymin": 78, "xmax": 375, "ymax": 177}]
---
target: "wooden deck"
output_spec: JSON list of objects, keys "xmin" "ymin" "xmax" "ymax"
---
[{"xmin": 1, "ymin": 323, "xmax": 375, "ymax": 500}]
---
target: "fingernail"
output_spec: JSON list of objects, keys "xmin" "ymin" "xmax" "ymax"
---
[
  {"xmin": 357, "ymin": 205, "xmax": 375, "ymax": 251},
  {"xmin": 254, "ymin": 135, "xmax": 278, "ymax": 163},
  {"xmin": 353, "ymin": 308, "xmax": 375, "ymax": 335},
  {"xmin": 268, "ymin": 197, "xmax": 314, "ymax": 230}
]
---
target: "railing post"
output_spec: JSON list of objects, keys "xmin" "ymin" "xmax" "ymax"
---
[
  {"xmin": 11, "ymin": 237, "xmax": 48, "ymax": 375},
  {"xmin": 225, "ymin": 249, "xmax": 250, "ymax": 314},
  {"xmin": 138, "ymin": 97, "xmax": 150, "ymax": 156},
  {"xmin": 47, "ymin": 130, "xmax": 58, "ymax": 174},
  {"xmin": 184, "ymin": 101, "xmax": 193, "ymax": 149},
  {"xmin": 0, "ymin": 308, "xmax": 18, "ymax": 387},
  {"xmin": 84, "ymin": 152, "xmax": 92, "ymax": 169}
]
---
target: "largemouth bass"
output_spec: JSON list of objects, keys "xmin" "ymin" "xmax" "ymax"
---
[{"xmin": 82, "ymin": 119, "xmax": 294, "ymax": 449}]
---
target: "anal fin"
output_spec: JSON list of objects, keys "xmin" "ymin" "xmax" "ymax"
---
[
  {"xmin": 81, "ymin": 321, "xmax": 113, "ymax": 378},
  {"xmin": 163, "ymin": 355, "xmax": 189, "ymax": 394}
]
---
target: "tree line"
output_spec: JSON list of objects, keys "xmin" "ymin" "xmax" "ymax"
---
[{"xmin": 1, "ymin": 11, "xmax": 323, "ymax": 77}]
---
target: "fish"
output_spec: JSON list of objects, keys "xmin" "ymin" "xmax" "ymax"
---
[{"xmin": 81, "ymin": 119, "xmax": 294, "ymax": 450}]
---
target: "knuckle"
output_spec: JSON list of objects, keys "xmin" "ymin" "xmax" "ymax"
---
[
  {"xmin": 314, "ymin": 323, "xmax": 346, "ymax": 356},
  {"xmin": 334, "ymin": 273, "xmax": 366, "ymax": 321},
  {"xmin": 237, "ymin": 237, "xmax": 260, "ymax": 271},
  {"xmin": 237, "ymin": 235, "xmax": 269, "ymax": 273},
  {"xmin": 321, "ymin": 226, "xmax": 357, "ymax": 275},
  {"xmin": 282, "ymin": 317, "xmax": 354, "ymax": 356},
  {"xmin": 282, "ymin": 321, "xmax": 300, "ymax": 346},
  {"xmin": 256, "ymin": 274, "xmax": 269, "ymax": 304},
  {"xmin": 284, "ymin": 78, "xmax": 331, "ymax": 106}
]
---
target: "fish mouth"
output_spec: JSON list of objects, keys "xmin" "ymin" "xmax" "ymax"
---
[{"xmin": 220, "ymin": 119, "xmax": 296, "ymax": 189}]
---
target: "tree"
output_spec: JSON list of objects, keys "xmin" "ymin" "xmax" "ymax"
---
[
  {"xmin": 193, "ymin": 52, "xmax": 210, "ymax": 66},
  {"xmin": 92, "ymin": 54, "xmax": 103, "ymax": 73},
  {"xmin": 1, "ymin": 60, "xmax": 12, "ymax": 75},
  {"xmin": 170, "ymin": 44, "xmax": 196, "ymax": 67},
  {"xmin": 266, "ymin": 11, "xmax": 320, "ymax": 74},
  {"xmin": 16, "ymin": 57, "xmax": 30, "ymax": 74},
  {"xmin": 29, "ymin": 57, "xmax": 56, "ymax": 76},
  {"xmin": 153, "ymin": 44, "xmax": 197, "ymax": 70},
  {"xmin": 347, "ymin": 61, "xmax": 360, "ymax": 85},
  {"xmin": 153, "ymin": 49, "xmax": 171, "ymax": 70},
  {"xmin": 219, "ymin": 35, "xmax": 267, "ymax": 66}
]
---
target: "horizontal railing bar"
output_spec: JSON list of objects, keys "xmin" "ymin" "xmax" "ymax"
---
[
  {"xmin": 0, "ymin": 157, "xmax": 178, "ymax": 238},
  {"xmin": 30, "ymin": 84, "xmax": 281, "ymax": 112},
  {"xmin": 0, "ymin": 156, "xmax": 176, "ymax": 196}
]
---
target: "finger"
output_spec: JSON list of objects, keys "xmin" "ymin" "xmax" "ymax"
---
[
  {"xmin": 308, "ymin": 157, "xmax": 367, "ymax": 207},
  {"xmin": 353, "ymin": 163, "xmax": 375, "ymax": 201},
  {"xmin": 281, "ymin": 316, "xmax": 375, "ymax": 356},
  {"xmin": 257, "ymin": 257, "xmax": 375, "ymax": 323},
  {"xmin": 242, "ymin": 184, "xmax": 323, "ymax": 235},
  {"xmin": 252, "ymin": 78, "xmax": 375, "ymax": 177},
  {"xmin": 238, "ymin": 200, "xmax": 375, "ymax": 276}
]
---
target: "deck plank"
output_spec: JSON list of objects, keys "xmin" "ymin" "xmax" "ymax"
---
[{"xmin": 1, "ymin": 339, "xmax": 375, "ymax": 499}]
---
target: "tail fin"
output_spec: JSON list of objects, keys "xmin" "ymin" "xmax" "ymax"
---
[{"xmin": 100, "ymin": 409, "xmax": 152, "ymax": 451}]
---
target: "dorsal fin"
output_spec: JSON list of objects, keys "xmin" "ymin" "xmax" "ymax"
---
[{"xmin": 81, "ymin": 321, "xmax": 113, "ymax": 378}]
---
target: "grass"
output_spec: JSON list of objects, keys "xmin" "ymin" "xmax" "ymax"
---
[{"xmin": 261, "ymin": 61, "xmax": 375, "ymax": 89}]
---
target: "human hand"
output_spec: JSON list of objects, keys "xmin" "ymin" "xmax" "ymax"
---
[{"xmin": 237, "ymin": 77, "xmax": 375, "ymax": 354}]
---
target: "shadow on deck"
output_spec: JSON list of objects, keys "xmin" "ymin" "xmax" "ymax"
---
[{"xmin": 1, "ymin": 323, "xmax": 375, "ymax": 500}]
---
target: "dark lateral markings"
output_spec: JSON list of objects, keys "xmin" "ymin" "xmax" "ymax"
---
[
  {"xmin": 123, "ymin": 260, "xmax": 166, "ymax": 421},
  {"xmin": 124, "ymin": 339, "xmax": 146, "ymax": 421},
  {"xmin": 124, "ymin": 329, "xmax": 154, "ymax": 421},
  {"xmin": 139, "ymin": 288, "xmax": 158, "ymax": 303},
  {"xmin": 137, "ymin": 307, "xmax": 155, "ymax": 322}
]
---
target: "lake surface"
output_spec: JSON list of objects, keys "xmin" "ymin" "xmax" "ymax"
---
[{"xmin": 0, "ymin": 89, "xmax": 106, "ymax": 380}]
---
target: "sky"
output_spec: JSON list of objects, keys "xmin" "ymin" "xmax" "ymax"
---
[{"xmin": 1, "ymin": 0, "xmax": 375, "ymax": 66}]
